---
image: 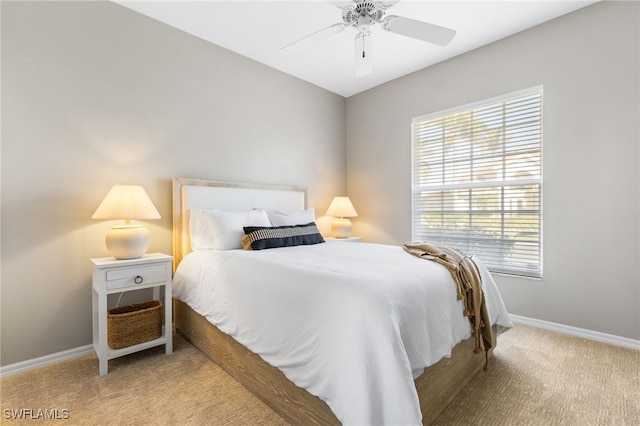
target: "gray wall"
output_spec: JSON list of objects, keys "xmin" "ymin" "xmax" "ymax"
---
[
  {"xmin": 2, "ymin": 0, "xmax": 637, "ymax": 368},
  {"xmin": 346, "ymin": 1, "xmax": 639, "ymax": 340},
  {"xmin": 1, "ymin": 1, "xmax": 346, "ymax": 366}
]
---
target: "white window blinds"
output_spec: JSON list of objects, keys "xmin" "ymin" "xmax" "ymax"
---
[{"xmin": 412, "ymin": 87, "xmax": 543, "ymax": 278}]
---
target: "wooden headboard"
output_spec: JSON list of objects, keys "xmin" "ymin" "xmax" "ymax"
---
[{"xmin": 172, "ymin": 178, "xmax": 307, "ymax": 268}]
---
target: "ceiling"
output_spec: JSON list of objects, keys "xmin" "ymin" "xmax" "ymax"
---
[{"xmin": 115, "ymin": 0, "xmax": 598, "ymax": 97}]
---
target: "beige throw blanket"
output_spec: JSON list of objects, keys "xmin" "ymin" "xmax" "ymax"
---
[{"xmin": 403, "ymin": 242, "xmax": 493, "ymax": 367}]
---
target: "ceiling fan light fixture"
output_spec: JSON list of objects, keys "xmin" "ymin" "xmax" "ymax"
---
[{"xmin": 356, "ymin": 15, "xmax": 373, "ymax": 33}]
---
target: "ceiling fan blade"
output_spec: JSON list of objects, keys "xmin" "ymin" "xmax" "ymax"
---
[
  {"xmin": 279, "ymin": 23, "xmax": 347, "ymax": 56},
  {"xmin": 327, "ymin": 0, "xmax": 353, "ymax": 9},
  {"xmin": 382, "ymin": 15, "xmax": 456, "ymax": 47},
  {"xmin": 378, "ymin": 0, "xmax": 402, "ymax": 8},
  {"xmin": 354, "ymin": 32, "xmax": 372, "ymax": 77}
]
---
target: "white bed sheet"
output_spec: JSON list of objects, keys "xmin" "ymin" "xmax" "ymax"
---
[{"xmin": 172, "ymin": 241, "xmax": 512, "ymax": 425}]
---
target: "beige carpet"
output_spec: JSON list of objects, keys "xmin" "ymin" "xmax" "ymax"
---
[
  {"xmin": 1, "ymin": 325, "xmax": 638, "ymax": 425},
  {"xmin": 434, "ymin": 325, "xmax": 639, "ymax": 426}
]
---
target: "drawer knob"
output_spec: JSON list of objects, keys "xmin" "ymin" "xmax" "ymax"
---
[{"xmin": 134, "ymin": 275, "xmax": 143, "ymax": 284}]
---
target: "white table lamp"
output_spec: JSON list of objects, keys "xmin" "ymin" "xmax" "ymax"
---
[
  {"xmin": 325, "ymin": 196, "xmax": 358, "ymax": 238},
  {"xmin": 92, "ymin": 185, "xmax": 161, "ymax": 259}
]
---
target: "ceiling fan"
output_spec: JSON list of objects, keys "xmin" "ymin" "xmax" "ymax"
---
[{"xmin": 279, "ymin": 0, "xmax": 456, "ymax": 77}]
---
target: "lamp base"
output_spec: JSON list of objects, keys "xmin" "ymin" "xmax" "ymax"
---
[
  {"xmin": 330, "ymin": 218, "xmax": 352, "ymax": 239},
  {"xmin": 105, "ymin": 224, "xmax": 150, "ymax": 259}
]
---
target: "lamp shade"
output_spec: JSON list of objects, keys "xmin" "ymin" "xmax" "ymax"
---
[
  {"xmin": 325, "ymin": 196, "xmax": 358, "ymax": 218},
  {"xmin": 92, "ymin": 185, "xmax": 160, "ymax": 259},
  {"xmin": 92, "ymin": 185, "xmax": 161, "ymax": 221}
]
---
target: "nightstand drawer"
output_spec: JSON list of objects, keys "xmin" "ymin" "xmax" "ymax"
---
[{"xmin": 105, "ymin": 263, "xmax": 167, "ymax": 290}]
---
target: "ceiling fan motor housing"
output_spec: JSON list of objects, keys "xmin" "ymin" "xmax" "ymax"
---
[{"xmin": 342, "ymin": 1, "xmax": 386, "ymax": 30}]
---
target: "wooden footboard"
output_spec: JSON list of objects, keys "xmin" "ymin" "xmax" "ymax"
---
[
  {"xmin": 174, "ymin": 299, "xmax": 495, "ymax": 425},
  {"xmin": 416, "ymin": 332, "xmax": 494, "ymax": 425},
  {"xmin": 174, "ymin": 299, "xmax": 339, "ymax": 425}
]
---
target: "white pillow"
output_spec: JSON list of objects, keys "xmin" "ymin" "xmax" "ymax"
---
[
  {"xmin": 190, "ymin": 209, "xmax": 271, "ymax": 250},
  {"xmin": 189, "ymin": 209, "xmax": 216, "ymax": 250},
  {"xmin": 266, "ymin": 208, "xmax": 316, "ymax": 226}
]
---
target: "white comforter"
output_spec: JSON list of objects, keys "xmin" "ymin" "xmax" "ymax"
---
[{"xmin": 172, "ymin": 241, "xmax": 512, "ymax": 425}]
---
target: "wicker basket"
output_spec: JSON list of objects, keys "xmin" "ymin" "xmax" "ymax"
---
[{"xmin": 107, "ymin": 300, "xmax": 163, "ymax": 349}]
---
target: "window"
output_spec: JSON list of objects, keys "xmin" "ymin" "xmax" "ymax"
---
[{"xmin": 412, "ymin": 87, "xmax": 542, "ymax": 278}]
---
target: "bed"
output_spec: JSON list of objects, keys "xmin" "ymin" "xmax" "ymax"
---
[{"xmin": 171, "ymin": 177, "xmax": 512, "ymax": 425}]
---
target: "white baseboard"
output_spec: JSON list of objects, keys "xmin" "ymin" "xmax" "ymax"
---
[
  {"xmin": 0, "ymin": 345, "xmax": 94, "ymax": 378},
  {"xmin": 1, "ymin": 317, "xmax": 637, "ymax": 378},
  {"xmin": 510, "ymin": 314, "xmax": 640, "ymax": 350}
]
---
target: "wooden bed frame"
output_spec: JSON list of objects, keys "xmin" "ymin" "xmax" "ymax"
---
[{"xmin": 172, "ymin": 177, "xmax": 494, "ymax": 425}]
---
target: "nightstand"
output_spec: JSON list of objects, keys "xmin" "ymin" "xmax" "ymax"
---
[
  {"xmin": 91, "ymin": 253, "xmax": 173, "ymax": 375},
  {"xmin": 325, "ymin": 236, "xmax": 363, "ymax": 242}
]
